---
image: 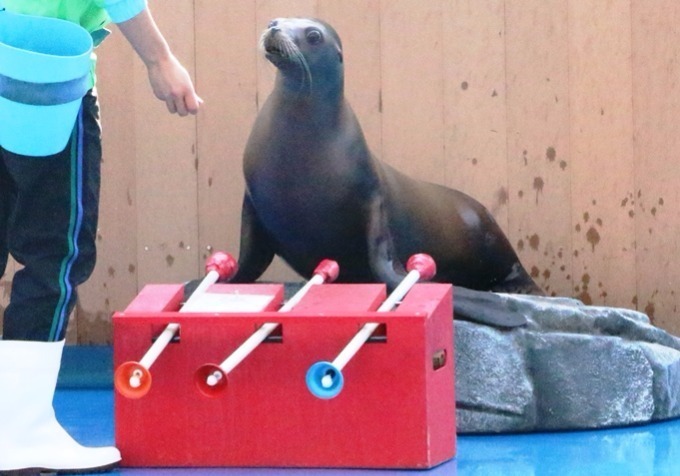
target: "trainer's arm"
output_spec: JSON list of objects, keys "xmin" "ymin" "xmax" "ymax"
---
[{"xmin": 104, "ymin": 2, "xmax": 202, "ymax": 116}]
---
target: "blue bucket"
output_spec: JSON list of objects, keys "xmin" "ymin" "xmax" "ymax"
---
[{"xmin": 0, "ymin": 10, "xmax": 93, "ymax": 156}]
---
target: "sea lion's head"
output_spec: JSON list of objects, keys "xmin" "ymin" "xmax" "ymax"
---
[{"xmin": 260, "ymin": 18, "xmax": 344, "ymax": 95}]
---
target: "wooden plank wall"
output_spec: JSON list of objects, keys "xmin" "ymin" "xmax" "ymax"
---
[{"xmin": 2, "ymin": 0, "xmax": 680, "ymax": 343}]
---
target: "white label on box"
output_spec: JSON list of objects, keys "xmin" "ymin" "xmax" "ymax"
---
[{"xmin": 181, "ymin": 293, "xmax": 275, "ymax": 313}]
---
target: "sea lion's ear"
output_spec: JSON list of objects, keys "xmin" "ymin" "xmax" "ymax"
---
[{"xmin": 337, "ymin": 48, "xmax": 343, "ymax": 63}]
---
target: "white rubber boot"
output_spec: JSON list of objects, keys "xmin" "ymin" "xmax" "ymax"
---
[{"xmin": 0, "ymin": 339, "xmax": 121, "ymax": 473}]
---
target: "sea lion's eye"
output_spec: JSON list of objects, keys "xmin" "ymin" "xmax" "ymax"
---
[{"xmin": 306, "ymin": 29, "xmax": 323, "ymax": 45}]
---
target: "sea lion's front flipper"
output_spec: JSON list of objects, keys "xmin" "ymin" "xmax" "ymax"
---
[
  {"xmin": 365, "ymin": 193, "xmax": 407, "ymax": 289},
  {"xmin": 183, "ymin": 195, "xmax": 276, "ymax": 300},
  {"xmin": 453, "ymin": 286, "xmax": 527, "ymax": 328},
  {"xmin": 230, "ymin": 193, "xmax": 277, "ymax": 283}
]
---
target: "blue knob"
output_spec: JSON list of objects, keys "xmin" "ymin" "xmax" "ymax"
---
[{"xmin": 306, "ymin": 361, "xmax": 344, "ymax": 399}]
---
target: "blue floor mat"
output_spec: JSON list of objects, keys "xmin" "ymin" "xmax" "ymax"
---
[
  {"xmin": 58, "ymin": 345, "xmax": 113, "ymax": 389},
  {"xmin": 53, "ymin": 346, "xmax": 680, "ymax": 475}
]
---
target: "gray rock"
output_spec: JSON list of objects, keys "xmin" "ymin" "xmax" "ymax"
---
[
  {"xmin": 456, "ymin": 292, "xmax": 680, "ymax": 433},
  {"xmin": 285, "ymin": 282, "xmax": 680, "ymax": 432},
  {"xmin": 455, "ymin": 322, "xmax": 536, "ymax": 432}
]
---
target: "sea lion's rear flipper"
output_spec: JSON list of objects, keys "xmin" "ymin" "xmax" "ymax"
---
[{"xmin": 453, "ymin": 286, "xmax": 527, "ymax": 328}]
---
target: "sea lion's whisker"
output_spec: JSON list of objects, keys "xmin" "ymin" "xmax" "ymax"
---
[{"xmin": 291, "ymin": 47, "xmax": 313, "ymax": 93}]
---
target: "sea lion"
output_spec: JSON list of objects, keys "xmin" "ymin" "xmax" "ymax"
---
[{"xmin": 226, "ymin": 18, "xmax": 542, "ymax": 327}]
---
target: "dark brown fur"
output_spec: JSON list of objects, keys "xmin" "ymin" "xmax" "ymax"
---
[{"xmin": 228, "ymin": 18, "xmax": 541, "ymax": 326}]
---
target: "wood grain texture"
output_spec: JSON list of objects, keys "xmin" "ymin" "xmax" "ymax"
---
[{"xmin": 3, "ymin": 0, "xmax": 676, "ymax": 342}]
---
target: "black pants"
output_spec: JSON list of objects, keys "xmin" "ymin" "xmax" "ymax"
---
[{"xmin": 0, "ymin": 90, "xmax": 102, "ymax": 341}]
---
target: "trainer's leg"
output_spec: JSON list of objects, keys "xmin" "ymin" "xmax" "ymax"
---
[
  {"xmin": 0, "ymin": 92, "xmax": 119, "ymax": 473},
  {"xmin": 0, "ymin": 153, "xmax": 13, "ymax": 282},
  {"xmin": 3, "ymin": 92, "xmax": 102, "ymax": 341}
]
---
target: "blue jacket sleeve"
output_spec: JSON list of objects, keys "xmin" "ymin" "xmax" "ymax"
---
[{"xmin": 98, "ymin": 0, "xmax": 147, "ymax": 23}]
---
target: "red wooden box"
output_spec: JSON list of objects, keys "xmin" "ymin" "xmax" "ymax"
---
[{"xmin": 113, "ymin": 282, "xmax": 455, "ymax": 469}]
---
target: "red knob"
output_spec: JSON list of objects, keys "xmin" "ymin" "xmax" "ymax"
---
[
  {"xmin": 205, "ymin": 252, "xmax": 238, "ymax": 280},
  {"xmin": 406, "ymin": 253, "xmax": 436, "ymax": 281},
  {"xmin": 313, "ymin": 259, "xmax": 340, "ymax": 283}
]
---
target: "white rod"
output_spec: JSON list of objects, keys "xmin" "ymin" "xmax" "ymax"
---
[
  {"xmin": 217, "ymin": 273, "xmax": 326, "ymax": 374},
  {"xmin": 331, "ymin": 322, "xmax": 381, "ymax": 371},
  {"xmin": 280, "ymin": 274, "xmax": 324, "ymax": 312},
  {"xmin": 331, "ymin": 269, "xmax": 421, "ymax": 371},
  {"xmin": 136, "ymin": 269, "xmax": 220, "ymax": 371},
  {"xmin": 376, "ymin": 269, "xmax": 420, "ymax": 312},
  {"xmin": 138, "ymin": 323, "xmax": 180, "ymax": 369},
  {"xmin": 181, "ymin": 269, "xmax": 220, "ymax": 310},
  {"xmin": 217, "ymin": 322, "xmax": 279, "ymax": 374}
]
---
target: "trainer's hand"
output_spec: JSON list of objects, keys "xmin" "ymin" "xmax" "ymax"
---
[
  {"xmin": 146, "ymin": 54, "xmax": 203, "ymax": 116},
  {"xmin": 114, "ymin": 8, "xmax": 203, "ymax": 116}
]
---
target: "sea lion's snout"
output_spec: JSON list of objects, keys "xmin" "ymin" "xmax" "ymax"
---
[
  {"xmin": 260, "ymin": 19, "xmax": 315, "ymax": 92},
  {"xmin": 263, "ymin": 34, "xmax": 284, "ymax": 57},
  {"xmin": 261, "ymin": 19, "xmax": 296, "ymax": 59},
  {"xmin": 261, "ymin": 28, "xmax": 284, "ymax": 56}
]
